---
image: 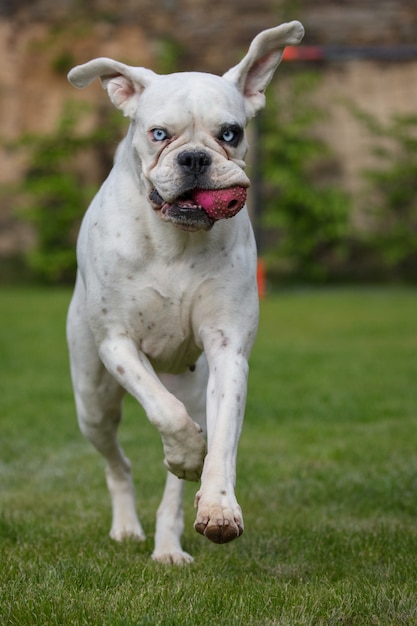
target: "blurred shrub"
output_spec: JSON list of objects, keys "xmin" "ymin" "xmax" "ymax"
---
[
  {"xmin": 353, "ymin": 108, "xmax": 417, "ymax": 281},
  {"xmin": 259, "ymin": 72, "xmax": 351, "ymax": 283},
  {"xmin": 17, "ymin": 101, "xmax": 125, "ymax": 283}
]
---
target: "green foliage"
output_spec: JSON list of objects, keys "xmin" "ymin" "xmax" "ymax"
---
[
  {"xmin": 155, "ymin": 37, "xmax": 184, "ymax": 74},
  {"xmin": 17, "ymin": 101, "xmax": 126, "ymax": 283},
  {"xmin": 1, "ymin": 287, "xmax": 417, "ymax": 624},
  {"xmin": 354, "ymin": 108, "xmax": 417, "ymax": 280},
  {"xmin": 260, "ymin": 72, "xmax": 351, "ymax": 282},
  {"xmin": 51, "ymin": 50, "xmax": 76, "ymax": 75}
]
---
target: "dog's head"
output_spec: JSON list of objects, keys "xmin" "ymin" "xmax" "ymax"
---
[{"xmin": 68, "ymin": 21, "xmax": 304, "ymax": 232}]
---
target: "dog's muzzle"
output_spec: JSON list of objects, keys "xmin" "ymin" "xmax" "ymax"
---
[
  {"xmin": 149, "ymin": 186, "xmax": 247, "ymax": 232},
  {"xmin": 150, "ymin": 189, "xmax": 215, "ymax": 232}
]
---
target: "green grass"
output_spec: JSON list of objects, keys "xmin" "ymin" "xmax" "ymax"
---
[{"xmin": 1, "ymin": 287, "xmax": 417, "ymax": 625}]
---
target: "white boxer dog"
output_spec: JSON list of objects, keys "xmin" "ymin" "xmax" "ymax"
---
[{"xmin": 66, "ymin": 21, "xmax": 304, "ymax": 564}]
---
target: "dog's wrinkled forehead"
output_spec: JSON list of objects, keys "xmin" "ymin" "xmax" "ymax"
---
[{"xmin": 138, "ymin": 72, "xmax": 246, "ymax": 129}]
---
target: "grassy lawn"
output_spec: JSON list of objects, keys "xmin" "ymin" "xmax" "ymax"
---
[{"xmin": 1, "ymin": 287, "xmax": 416, "ymax": 625}]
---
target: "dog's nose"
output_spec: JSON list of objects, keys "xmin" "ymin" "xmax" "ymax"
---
[{"xmin": 177, "ymin": 150, "xmax": 212, "ymax": 175}]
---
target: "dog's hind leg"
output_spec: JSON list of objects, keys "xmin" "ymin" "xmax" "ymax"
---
[
  {"xmin": 67, "ymin": 279, "xmax": 145, "ymax": 542},
  {"xmin": 152, "ymin": 357, "xmax": 208, "ymax": 564},
  {"xmin": 152, "ymin": 473, "xmax": 191, "ymax": 564}
]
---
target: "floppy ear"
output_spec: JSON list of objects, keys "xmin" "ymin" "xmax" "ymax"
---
[
  {"xmin": 68, "ymin": 57, "xmax": 157, "ymax": 118},
  {"xmin": 223, "ymin": 21, "xmax": 304, "ymax": 118}
]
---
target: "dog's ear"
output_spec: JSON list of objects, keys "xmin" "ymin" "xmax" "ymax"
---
[
  {"xmin": 223, "ymin": 21, "xmax": 304, "ymax": 118},
  {"xmin": 68, "ymin": 58, "xmax": 157, "ymax": 118}
]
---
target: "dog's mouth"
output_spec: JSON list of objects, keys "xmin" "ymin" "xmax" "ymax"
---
[
  {"xmin": 150, "ymin": 189, "xmax": 214, "ymax": 232},
  {"xmin": 149, "ymin": 187, "xmax": 247, "ymax": 232}
]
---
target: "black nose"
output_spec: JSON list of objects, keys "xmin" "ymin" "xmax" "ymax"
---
[{"xmin": 177, "ymin": 150, "xmax": 212, "ymax": 175}]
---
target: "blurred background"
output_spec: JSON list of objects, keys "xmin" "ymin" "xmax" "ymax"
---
[{"xmin": 1, "ymin": 0, "xmax": 416, "ymax": 287}]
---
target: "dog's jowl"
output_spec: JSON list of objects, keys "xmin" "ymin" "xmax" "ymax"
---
[{"xmin": 66, "ymin": 21, "xmax": 304, "ymax": 564}]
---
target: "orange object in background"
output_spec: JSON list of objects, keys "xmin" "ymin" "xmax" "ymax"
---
[{"xmin": 257, "ymin": 258, "xmax": 266, "ymax": 298}]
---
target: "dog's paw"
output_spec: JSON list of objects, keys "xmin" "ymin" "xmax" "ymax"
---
[
  {"xmin": 193, "ymin": 495, "xmax": 244, "ymax": 544},
  {"xmin": 162, "ymin": 420, "xmax": 207, "ymax": 482},
  {"xmin": 152, "ymin": 549, "xmax": 194, "ymax": 566},
  {"xmin": 110, "ymin": 520, "xmax": 146, "ymax": 543}
]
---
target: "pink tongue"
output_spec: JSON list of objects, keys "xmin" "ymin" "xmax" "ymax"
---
[{"xmin": 192, "ymin": 186, "xmax": 247, "ymax": 220}]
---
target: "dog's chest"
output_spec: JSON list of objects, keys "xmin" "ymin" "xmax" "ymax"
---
[{"xmin": 105, "ymin": 279, "xmax": 203, "ymax": 374}]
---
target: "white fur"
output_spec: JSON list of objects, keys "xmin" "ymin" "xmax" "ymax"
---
[{"xmin": 66, "ymin": 21, "xmax": 304, "ymax": 564}]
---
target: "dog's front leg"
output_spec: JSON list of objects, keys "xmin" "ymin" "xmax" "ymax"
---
[
  {"xmin": 194, "ymin": 337, "xmax": 250, "ymax": 544},
  {"xmin": 99, "ymin": 333, "xmax": 207, "ymax": 481}
]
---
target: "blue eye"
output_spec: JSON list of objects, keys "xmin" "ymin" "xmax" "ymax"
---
[
  {"xmin": 151, "ymin": 128, "xmax": 168, "ymax": 142},
  {"xmin": 222, "ymin": 129, "xmax": 235, "ymax": 143},
  {"xmin": 219, "ymin": 125, "xmax": 242, "ymax": 145}
]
